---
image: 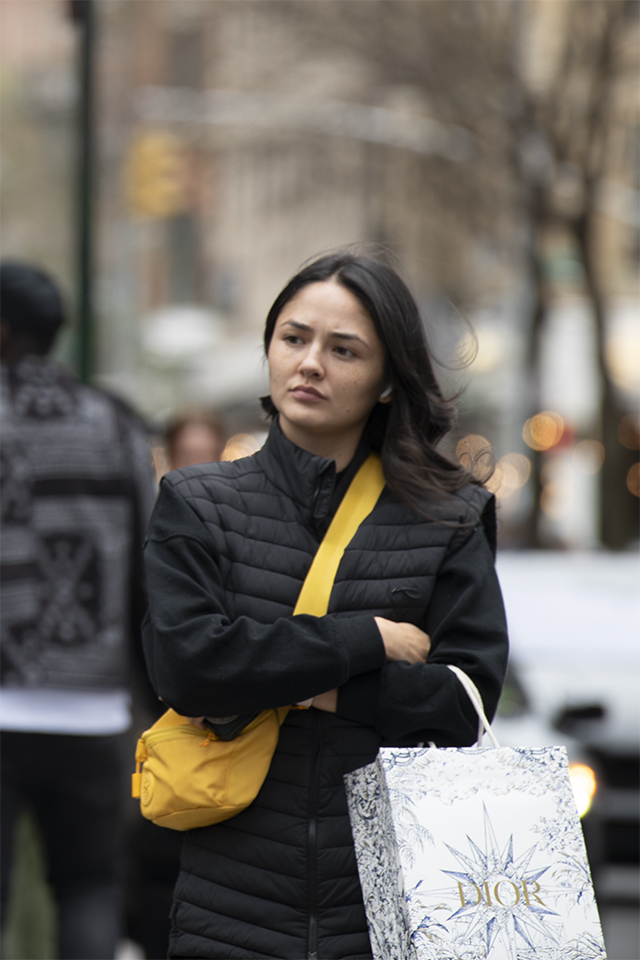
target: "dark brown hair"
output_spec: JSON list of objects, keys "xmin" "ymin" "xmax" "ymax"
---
[{"xmin": 262, "ymin": 252, "xmax": 476, "ymax": 512}]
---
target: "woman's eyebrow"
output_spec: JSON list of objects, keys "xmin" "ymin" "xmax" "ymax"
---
[
  {"xmin": 281, "ymin": 320, "xmax": 311, "ymax": 332},
  {"xmin": 332, "ymin": 331, "xmax": 368, "ymax": 346},
  {"xmin": 281, "ymin": 319, "xmax": 369, "ymax": 347}
]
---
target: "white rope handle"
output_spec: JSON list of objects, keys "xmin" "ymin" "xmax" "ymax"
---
[{"xmin": 447, "ymin": 665, "xmax": 500, "ymax": 748}]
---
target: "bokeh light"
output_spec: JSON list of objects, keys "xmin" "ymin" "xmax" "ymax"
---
[
  {"xmin": 569, "ymin": 763, "xmax": 597, "ymax": 818},
  {"xmin": 605, "ymin": 321, "xmax": 640, "ymax": 395},
  {"xmin": 627, "ymin": 463, "xmax": 640, "ymax": 498},
  {"xmin": 221, "ymin": 433, "xmax": 263, "ymax": 461},
  {"xmin": 522, "ymin": 411, "xmax": 564, "ymax": 451},
  {"xmin": 485, "ymin": 452, "xmax": 532, "ymax": 499},
  {"xmin": 459, "ymin": 328, "xmax": 504, "ymax": 373},
  {"xmin": 500, "ymin": 452, "xmax": 532, "ymax": 486},
  {"xmin": 455, "ymin": 434, "xmax": 495, "ymax": 482},
  {"xmin": 573, "ymin": 440, "xmax": 605, "ymax": 475}
]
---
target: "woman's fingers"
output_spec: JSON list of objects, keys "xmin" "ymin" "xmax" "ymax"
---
[
  {"xmin": 374, "ymin": 617, "xmax": 431, "ymax": 664},
  {"xmin": 186, "ymin": 716, "xmax": 207, "ymax": 730}
]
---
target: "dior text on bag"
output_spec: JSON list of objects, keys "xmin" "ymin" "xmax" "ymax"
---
[
  {"xmin": 345, "ymin": 666, "xmax": 607, "ymax": 960},
  {"xmin": 132, "ymin": 452, "xmax": 386, "ymax": 831}
]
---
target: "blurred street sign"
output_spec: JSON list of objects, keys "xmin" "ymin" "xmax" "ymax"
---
[{"xmin": 124, "ymin": 131, "xmax": 189, "ymax": 218}]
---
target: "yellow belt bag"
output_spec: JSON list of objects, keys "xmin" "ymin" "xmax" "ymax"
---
[{"xmin": 132, "ymin": 453, "xmax": 385, "ymax": 831}]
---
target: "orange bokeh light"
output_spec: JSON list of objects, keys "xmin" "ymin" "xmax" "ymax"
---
[
  {"xmin": 221, "ymin": 433, "xmax": 262, "ymax": 462},
  {"xmin": 523, "ymin": 411, "xmax": 564, "ymax": 452}
]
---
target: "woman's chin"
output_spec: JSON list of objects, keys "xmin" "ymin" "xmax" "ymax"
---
[{"xmin": 279, "ymin": 407, "xmax": 331, "ymax": 435}]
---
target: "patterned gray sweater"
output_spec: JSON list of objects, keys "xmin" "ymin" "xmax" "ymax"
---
[{"xmin": 1, "ymin": 356, "xmax": 156, "ymax": 690}]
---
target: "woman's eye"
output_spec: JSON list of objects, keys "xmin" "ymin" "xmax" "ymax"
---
[
  {"xmin": 284, "ymin": 335, "xmax": 303, "ymax": 345},
  {"xmin": 334, "ymin": 346, "xmax": 355, "ymax": 358}
]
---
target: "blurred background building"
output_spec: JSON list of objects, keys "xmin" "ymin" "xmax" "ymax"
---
[{"xmin": 1, "ymin": 0, "xmax": 638, "ymax": 552}]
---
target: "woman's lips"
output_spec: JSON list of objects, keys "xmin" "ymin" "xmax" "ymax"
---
[{"xmin": 291, "ymin": 385, "xmax": 325, "ymax": 401}]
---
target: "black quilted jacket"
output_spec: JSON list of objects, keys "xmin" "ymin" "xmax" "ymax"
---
[{"xmin": 142, "ymin": 420, "xmax": 508, "ymax": 960}]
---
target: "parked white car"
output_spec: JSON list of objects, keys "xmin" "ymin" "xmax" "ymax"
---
[{"xmin": 496, "ymin": 550, "xmax": 640, "ymax": 899}]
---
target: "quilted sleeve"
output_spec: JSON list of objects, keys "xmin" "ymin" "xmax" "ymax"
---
[{"xmin": 142, "ymin": 478, "xmax": 385, "ymax": 718}]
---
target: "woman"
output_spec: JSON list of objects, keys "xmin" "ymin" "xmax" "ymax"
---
[
  {"xmin": 164, "ymin": 409, "xmax": 227, "ymax": 471},
  {"xmin": 142, "ymin": 253, "xmax": 508, "ymax": 960}
]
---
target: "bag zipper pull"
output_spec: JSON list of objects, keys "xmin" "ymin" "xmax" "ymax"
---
[{"xmin": 132, "ymin": 738, "xmax": 147, "ymax": 798}]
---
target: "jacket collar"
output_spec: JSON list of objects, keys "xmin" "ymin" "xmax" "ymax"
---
[
  {"xmin": 256, "ymin": 418, "xmax": 336, "ymax": 521},
  {"xmin": 255, "ymin": 418, "xmax": 370, "ymax": 534}
]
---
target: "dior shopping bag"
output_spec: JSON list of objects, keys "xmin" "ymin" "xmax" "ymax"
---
[{"xmin": 344, "ymin": 666, "xmax": 606, "ymax": 960}]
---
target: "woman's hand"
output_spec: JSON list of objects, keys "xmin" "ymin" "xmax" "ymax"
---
[
  {"xmin": 374, "ymin": 617, "xmax": 431, "ymax": 664},
  {"xmin": 186, "ymin": 716, "xmax": 207, "ymax": 730},
  {"xmin": 312, "ymin": 689, "xmax": 338, "ymax": 713},
  {"xmin": 311, "ymin": 620, "xmax": 430, "ymax": 714}
]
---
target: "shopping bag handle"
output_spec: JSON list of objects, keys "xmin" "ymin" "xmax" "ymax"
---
[{"xmin": 447, "ymin": 665, "xmax": 501, "ymax": 748}]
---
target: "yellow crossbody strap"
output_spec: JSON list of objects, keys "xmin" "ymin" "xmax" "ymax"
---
[{"xmin": 293, "ymin": 453, "xmax": 385, "ymax": 617}]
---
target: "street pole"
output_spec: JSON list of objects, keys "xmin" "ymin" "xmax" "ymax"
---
[{"xmin": 70, "ymin": 0, "xmax": 95, "ymax": 383}]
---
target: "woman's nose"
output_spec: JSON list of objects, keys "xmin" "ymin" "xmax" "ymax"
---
[{"xmin": 298, "ymin": 344, "xmax": 324, "ymax": 378}]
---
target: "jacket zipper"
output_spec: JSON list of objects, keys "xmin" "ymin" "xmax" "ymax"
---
[{"xmin": 307, "ymin": 709, "xmax": 322, "ymax": 960}]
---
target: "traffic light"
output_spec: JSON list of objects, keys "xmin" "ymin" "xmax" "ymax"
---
[{"xmin": 124, "ymin": 131, "xmax": 189, "ymax": 218}]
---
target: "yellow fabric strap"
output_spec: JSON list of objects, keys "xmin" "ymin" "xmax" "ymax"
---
[{"xmin": 293, "ymin": 453, "xmax": 385, "ymax": 618}]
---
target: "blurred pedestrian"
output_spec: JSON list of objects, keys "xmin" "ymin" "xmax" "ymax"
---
[
  {"xmin": 125, "ymin": 407, "xmax": 227, "ymax": 959},
  {"xmin": 142, "ymin": 252, "xmax": 508, "ymax": 959},
  {"xmin": 0, "ymin": 261, "xmax": 156, "ymax": 960},
  {"xmin": 164, "ymin": 410, "xmax": 227, "ymax": 470}
]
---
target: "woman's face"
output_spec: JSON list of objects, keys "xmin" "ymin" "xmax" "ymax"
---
[
  {"xmin": 170, "ymin": 422, "xmax": 225, "ymax": 470},
  {"xmin": 268, "ymin": 280, "xmax": 389, "ymax": 462}
]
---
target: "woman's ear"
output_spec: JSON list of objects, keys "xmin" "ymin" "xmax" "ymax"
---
[{"xmin": 379, "ymin": 385, "xmax": 393, "ymax": 403}]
